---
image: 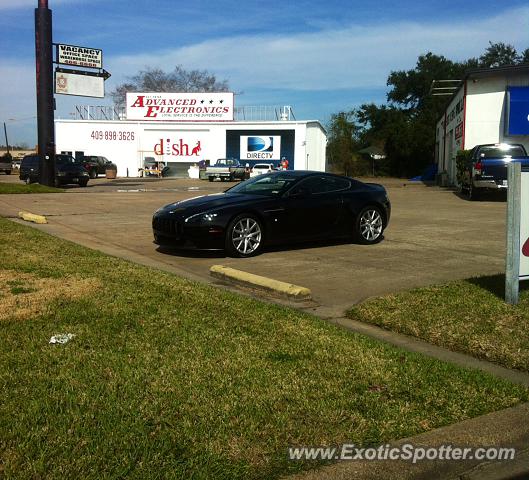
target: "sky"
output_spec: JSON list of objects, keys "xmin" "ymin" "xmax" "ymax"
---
[{"xmin": 0, "ymin": 0, "xmax": 528, "ymax": 146}]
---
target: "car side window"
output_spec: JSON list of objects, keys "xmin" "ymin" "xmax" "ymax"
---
[
  {"xmin": 319, "ymin": 177, "xmax": 351, "ymax": 193},
  {"xmin": 292, "ymin": 176, "xmax": 350, "ymax": 195}
]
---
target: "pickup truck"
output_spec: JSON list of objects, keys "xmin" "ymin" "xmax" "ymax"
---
[
  {"xmin": 458, "ymin": 143, "xmax": 529, "ymax": 200},
  {"xmin": 0, "ymin": 154, "xmax": 12, "ymax": 175},
  {"xmin": 82, "ymin": 155, "xmax": 113, "ymax": 178},
  {"xmin": 205, "ymin": 158, "xmax": 246, "ymax": 182}
]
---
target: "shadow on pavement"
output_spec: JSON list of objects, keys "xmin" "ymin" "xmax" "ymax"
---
[
  {"xmin": 452, "ymin": 190, "xmax": 507, "ymax": 202},
  {"xmin": 155, "ymin": 236, "xmax": 382, "ymax": 259}
]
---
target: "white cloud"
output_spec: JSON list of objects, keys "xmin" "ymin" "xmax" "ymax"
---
[
  {"xmin": 108, "ymin": 6, "xmax": 529, "ymax": 92},
  {"xmin": 0, "ymin": 61, "xmax": 36, "ymax": 145},
  {"xmin": 2, "ymin": 6, "xmax": 529, "ymax": 143}
]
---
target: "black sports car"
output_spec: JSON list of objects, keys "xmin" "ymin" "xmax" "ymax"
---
[{"xmin": 152, "ymin": 171, "xmax": 391, "ymax": 257}]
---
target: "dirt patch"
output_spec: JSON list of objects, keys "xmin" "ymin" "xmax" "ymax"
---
[{"xmin": 0, "ymin": 270, "xmax": 100, "ymax": 321}]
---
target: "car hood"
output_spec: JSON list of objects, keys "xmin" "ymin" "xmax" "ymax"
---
[{"xmin": 157, "ymin": 192, "xmax": 267, "ymax": 214}]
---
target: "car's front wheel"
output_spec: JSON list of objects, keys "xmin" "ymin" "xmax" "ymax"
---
[
  {"xmin": 225, "ymin": 214, "xmax": 263, "ymax": 257},
  {"xmin": 354, "ymin": 206, "xmax": 384, "ymax": 244}
]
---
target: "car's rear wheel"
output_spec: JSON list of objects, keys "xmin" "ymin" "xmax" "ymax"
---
[
  {"xmin": 354, "ymin": 206, "xmax": 384, "ymax": 244},
  {"xmin": 208, "ymin": 177, "xmax": 214, "ymax": 182},
  {"xmin": 225, "ymin": 214, "xmax": 263, "ymax": 257},
  {"xmin": 89, "ymin": 169, "xmax": 97, "ymax": 179}
]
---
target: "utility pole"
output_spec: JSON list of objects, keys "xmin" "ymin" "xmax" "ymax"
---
[
  {"xmin": 35, "ymin": 0, "xmax": 55, "ymax": 186},
  {"xmin": 3, "ymin": 123, "xmax": 9, "ymax": 157}
]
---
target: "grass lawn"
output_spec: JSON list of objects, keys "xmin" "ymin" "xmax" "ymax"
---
[
  {"xmin": 0, "ymin": 218, "xmax": 527, "ymax": 479},
  {"xmin": 0, "ymin": 182, "xmax": 63, "ymax": 194},
  {"xmin": 348, "ymin": 275, "xmax": 529, "ymax": 372}
]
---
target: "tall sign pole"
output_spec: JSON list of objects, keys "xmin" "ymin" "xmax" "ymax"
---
[{"xmin": 35, "ymin": 0, "xmax": 55, "ymax": 186}]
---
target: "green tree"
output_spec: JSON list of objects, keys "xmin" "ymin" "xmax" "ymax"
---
[
  {"xmin": 326, "ymin": 111, "xmax": 361, "ymax": 176},
  {"xmin": 520, "ymin": 48, "xmax": 529, "ymax": 64},
  {"xmin": 479, "ymin": 41, "xmax": 520, "ymax": 67},
  {"xmin": 111, "ymin": 66, "xmax": 230, "ymax": 109}
]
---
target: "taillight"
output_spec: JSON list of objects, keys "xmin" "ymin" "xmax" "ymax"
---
[{"xmin": 474, "ymin": 161, "xmax": 482, "ymax": 174}]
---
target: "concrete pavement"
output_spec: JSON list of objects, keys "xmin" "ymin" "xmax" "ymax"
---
[{"xmin": 0, "ymin": 175, "xmax": 509, "ymax": 319}]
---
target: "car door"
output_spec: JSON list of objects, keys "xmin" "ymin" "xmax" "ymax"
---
[{"xmin": 283, "ymin": 176, "xmax": 346, "ymax": 239}]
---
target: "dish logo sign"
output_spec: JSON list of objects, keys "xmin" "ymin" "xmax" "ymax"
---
[
  {"xmin": 240, "ymin": 136, "xmax": 281, "ymax": 160},
  {"xmin": 154, "ymin": 138, "xmax": 202, "ymax": 157}
]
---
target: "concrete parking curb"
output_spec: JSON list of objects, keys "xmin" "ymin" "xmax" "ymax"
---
[
  {"xmin": 18, "ymin": 211, "xmax": 48, "ymax": 224},
  {"xmin": 210, "ymin": 265, "xmax": 312, "ymax": 300}
]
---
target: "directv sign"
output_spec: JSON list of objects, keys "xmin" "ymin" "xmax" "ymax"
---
[
  {"xmin": 57, "ymin": 43, "xmax": 102, "ymax": 69},
  {"xmin": 507, "ymin": 86, "xmax": 529, "ymax": 135},
  {"xmin": 240, "ymin": 136, "xmax": 281, "ymax": 160}
]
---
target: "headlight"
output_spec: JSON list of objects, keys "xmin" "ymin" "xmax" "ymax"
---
[
  {"xmin": 81, "ymin": 171, "xmax": 89, "ymax": 176},
  {"xmin": 184, "ymin": 212, "xmax": 218, "ymax": 223},
  {"xmin": 57, "ymin": 171, "xmax": 66, "ymax": 176}
]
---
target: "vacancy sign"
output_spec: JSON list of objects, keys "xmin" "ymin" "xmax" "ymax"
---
[{"xmin": 57, "ymin": 44, "xmax": 102, "ymax": 69}]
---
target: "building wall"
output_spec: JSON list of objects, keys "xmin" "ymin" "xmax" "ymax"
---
[
  {"xmin": 55, "ymin": 120, "xmax": 326, "ymax": 177},
  {"xmin": 306, "ymin": 122, "xmax": 327, "ymax": 172},
  {"xmin": 436, "ymin": 72, "xmax": 529, "ymax": 186},
  {"xmin": 465, "ymin": 74, "xmax": 529, "ymax": 153},
  {"xmin": 436, "ymin": 87, "xmax": 465, "ymax": 183}
]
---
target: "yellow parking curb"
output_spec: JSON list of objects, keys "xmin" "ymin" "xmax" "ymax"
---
[
  {"xmin": 210, "ymin": 265, "xmax": 312, "ymax": 300},
  {"xmin": 18, "ymin": 211, "xmax": 48, "ymax": 224}
]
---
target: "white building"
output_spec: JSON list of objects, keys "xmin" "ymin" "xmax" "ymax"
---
[
  {"xmin": 55, "ymin": 99, "xmax": 327, "ymax": 177},
  {"xmin": 435, "ymin": 64, "xmax": 529, "ymax": 185}
]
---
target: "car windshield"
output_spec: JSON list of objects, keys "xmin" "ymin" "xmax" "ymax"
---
[
  {"xmin": 56, "ymin": 155, "xmax": 79, "ymax": 165},
  {"xmin": 227, "ymin": 172, "xmax": 298, "ymax": 196},
  {"xmin": 479, "ymin": 145, "xmax": 526, "ymax": 158}
]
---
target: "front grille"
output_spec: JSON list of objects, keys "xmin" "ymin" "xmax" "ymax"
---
[{"xmin": 153, "ymin": 216, "xmax": 181, "ymax": 236}]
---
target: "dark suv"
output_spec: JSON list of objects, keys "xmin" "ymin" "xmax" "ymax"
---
[{"xmin": 20, "ymin": 154, "xmax": 90, "ymax": 187}]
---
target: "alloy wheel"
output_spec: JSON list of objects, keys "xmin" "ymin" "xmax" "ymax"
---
[
  {"xmin": 231, "ymin": 217, "xmax": 262, "ymax": 255},
  {"xmin": 359, "ymin": 209, "xmax": 383, "ymax": 242}
]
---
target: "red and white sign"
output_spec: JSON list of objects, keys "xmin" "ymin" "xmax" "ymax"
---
[
  {"xmin": 520, "ymin": 171, "xmax": 529, "ymax": 279},
  {"xmin": 153, "ymin": 137, "xmax": 205, "ymax": 159},
  {"xmin": 55, "ymin": 71, "xmax": 104, "ymax": 98},
  {"xmin": 126, "ymin": 92, "xmax": 234, "ymax": 121}
]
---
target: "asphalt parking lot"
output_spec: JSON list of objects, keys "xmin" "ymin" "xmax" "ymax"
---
[{"xmin": 0, "ymin": 174, "xmax": 508, "ymax": 316}]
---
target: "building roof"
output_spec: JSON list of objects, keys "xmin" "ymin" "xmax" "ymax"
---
[
  {"xmin": 464, "ymin": 62, "xmax": 529, "ymax": 81},
  {"xmin": 436, "ymin": 63, "xmax": 529, "ymax": 124}
]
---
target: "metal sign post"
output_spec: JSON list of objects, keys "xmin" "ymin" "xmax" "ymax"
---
[{"xmin": 505, "ymin": 161, "xmax": 529, "ymax": 304}]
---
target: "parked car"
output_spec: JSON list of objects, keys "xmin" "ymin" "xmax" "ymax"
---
[
  {"xmin": 82, "ymin": 155, "xmax": 113, "ymax": 178},
  {"xmin": 458, "ymin": 143, "xmax": 529, "ymax": 200},
  {"xmin": 153, "ymin": 171, "xmax": 391, "ymax": 257},
  {"xmin": 250, "ymin": 163, "xmax": 275, "ymax": 177},
  {"xmin": 19, "ymin": 154, "xmax": 90, "ymax": 187},
  {"xmin": 0, "ymin": 155, "xmax": 12, "ymax": 175},
  {"xmin": 205, "ymin": 158, "xmax": 246, "ymax": 182}
]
